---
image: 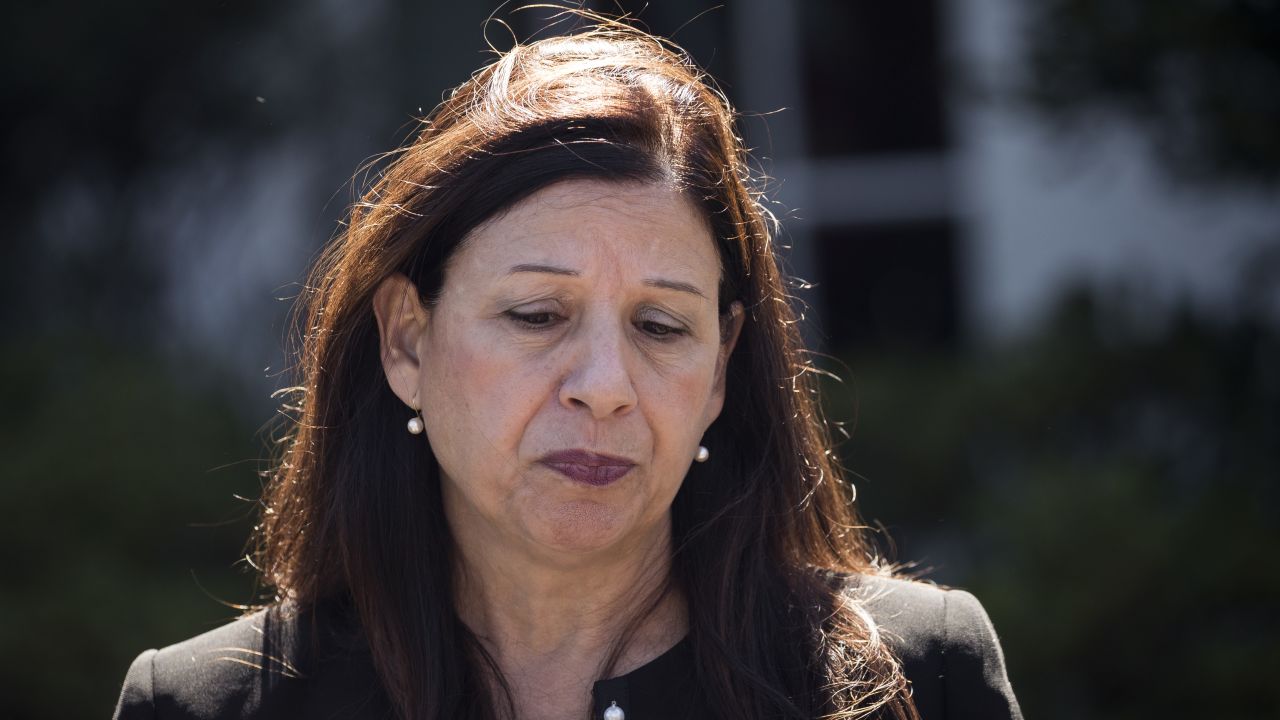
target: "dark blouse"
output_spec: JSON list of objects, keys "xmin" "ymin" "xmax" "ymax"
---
[{"xmin": 114, "ymin": 574, "xmax": 1022, "ymax": 719}]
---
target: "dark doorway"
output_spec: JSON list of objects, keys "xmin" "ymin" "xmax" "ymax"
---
[{"xmin": 814, "ymin": 221, "xmax": 961, "ymax": 351}]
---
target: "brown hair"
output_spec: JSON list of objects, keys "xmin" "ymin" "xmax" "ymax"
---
[{"xmin": 256, "ymin": 12, "xmax": 917, "ymax": 720}]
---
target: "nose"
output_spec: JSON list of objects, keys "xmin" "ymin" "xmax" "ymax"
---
[{"xmin": 558, "ymin": 316, "xmax": 638, "ymax": 419}]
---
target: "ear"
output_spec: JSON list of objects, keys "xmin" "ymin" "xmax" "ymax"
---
[
  {"xmin": 371, "ymin": 273, "xmax": 430, "ymax": 409},
  {"xmin": 710, "ymin": 300, "xmax": 745, "ymax": 404}
]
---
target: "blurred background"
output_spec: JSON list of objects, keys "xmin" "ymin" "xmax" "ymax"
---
[{"xmin": 3, "ymin": 1, "xmax": 1277, "ymax": 717}]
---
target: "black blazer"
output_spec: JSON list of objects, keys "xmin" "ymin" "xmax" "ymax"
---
[{"xmin": 114, "ymin": 574, "xmax": 1022, "ymax": 719}]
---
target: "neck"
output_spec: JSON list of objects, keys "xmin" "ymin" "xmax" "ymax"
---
[{"xmin": 451, "ymin": 517, "xmax": 687, "ymax": 673}]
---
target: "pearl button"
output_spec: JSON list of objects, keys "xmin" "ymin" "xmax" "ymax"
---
[{"xmin": 603, "ymin": 701, "xmax": 625, "ymax": 720}]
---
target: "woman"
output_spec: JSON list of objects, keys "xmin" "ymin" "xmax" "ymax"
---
[{"xmin": 115, "ymin": 17, "xmax": 1021, "ymax": 720}]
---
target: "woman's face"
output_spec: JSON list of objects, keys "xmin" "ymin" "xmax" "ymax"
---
[{"xmin": 379, "ymin": 179, "xmax": 742, "ymax": 565}]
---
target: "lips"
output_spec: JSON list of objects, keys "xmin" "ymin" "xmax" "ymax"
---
[{"xmin": 539, "ymin": 449, "xmax": 636, "ymax": 487}]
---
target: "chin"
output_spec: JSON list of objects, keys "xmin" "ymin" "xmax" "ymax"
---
[{"xmin": 528, "ymin": 499, "xmax": 632, "ymax": 556}]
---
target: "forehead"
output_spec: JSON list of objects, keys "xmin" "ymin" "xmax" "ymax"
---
[{"xmin": 452, "ymin": 179, "xmax": 720, "ymax": 282}]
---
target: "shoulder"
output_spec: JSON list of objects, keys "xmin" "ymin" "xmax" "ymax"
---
[
  {"xmin": 113, "ymin": 607, "xmax": 304, "ymax": 720},
  {"xmin": 843, "ymin": 573, "xmax": 1024, "ymax": 720},
  {"xmin": 113, "ymin": 603, "xmax": 383, "ymax": 720},
  {"xmin": 844, "ymin": 574, "xmax": 993, "ymax": 664}
]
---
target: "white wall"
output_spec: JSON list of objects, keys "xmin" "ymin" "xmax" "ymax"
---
[{"xmin": 948, "ymin": 0, "xmax": 1280, "ymax": 340}]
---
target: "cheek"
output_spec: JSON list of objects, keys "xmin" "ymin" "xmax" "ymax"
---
[
  {"xmin": 642, "ymin": 352, "xmax": 721, "ymax": 440},
  {"xmin": 421, "ymin": 328, "xmax": 546, "ymax": 455}
]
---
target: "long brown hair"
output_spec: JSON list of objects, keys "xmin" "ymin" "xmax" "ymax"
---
[{"xmin": 255, "ymin": 12, "xmax": 917, "ymax": 720}]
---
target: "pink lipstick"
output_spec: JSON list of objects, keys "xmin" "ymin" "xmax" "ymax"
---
[{"xmin": 539, "ymin": 449, "xmax": 635, "ymax": 487}]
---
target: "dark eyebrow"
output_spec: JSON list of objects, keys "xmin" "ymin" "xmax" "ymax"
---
[
  {"xmin": 506, "ymin": 263, "xmax": 708, "ymax": 299},
  {"xmin": 644, "ymin": 278, "xmax": 707, "ymax": 299},
  {"xmin": 506, "ymin": 263, "xmax": 579, "ymax": 277}
]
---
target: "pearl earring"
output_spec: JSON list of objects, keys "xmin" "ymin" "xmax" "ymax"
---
[
  {"xmin": 603, "ymin": 701, "xmax": 625, "ymax": 720},
  {"xmin": 406, "ymin": 406, "xmax": 424, "ymax": 435},
  {"xmin": 694, "ymin": 445, "xmax": 710, "ymax": 463}
]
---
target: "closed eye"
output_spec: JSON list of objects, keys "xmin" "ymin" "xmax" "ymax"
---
[
  {"xmin": 505, "ymin": 310, "xmax": 689, "ymax": 340},
  {"xmin": 637, "ymin": 319, "xmax": 688, "ymax": 340},
  {"xmin": 505, "ymin": 310, "xmax": 561, "ymax": 329}
]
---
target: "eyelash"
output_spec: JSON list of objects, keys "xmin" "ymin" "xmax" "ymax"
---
[{"xmin": 505, "ymin": 310, "xmax": 688, "ymax": 340}]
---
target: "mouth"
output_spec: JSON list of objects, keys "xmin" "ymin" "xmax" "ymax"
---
[{"xmin": 538, "ymin": 449, "xmax": 636, "ymax": 487}]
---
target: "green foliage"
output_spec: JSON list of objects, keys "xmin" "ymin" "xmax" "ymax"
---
[
  {"xmin": 0, "ymin": 339, "xmax": 263, "ymax": 718},
  {"xmin": 1021, "ymin": 0, "xmax": 1280, "ymax": 187},
  {"xmin": 824, "ymin": 289, "xmax": 1280, "ymax": 719}
]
